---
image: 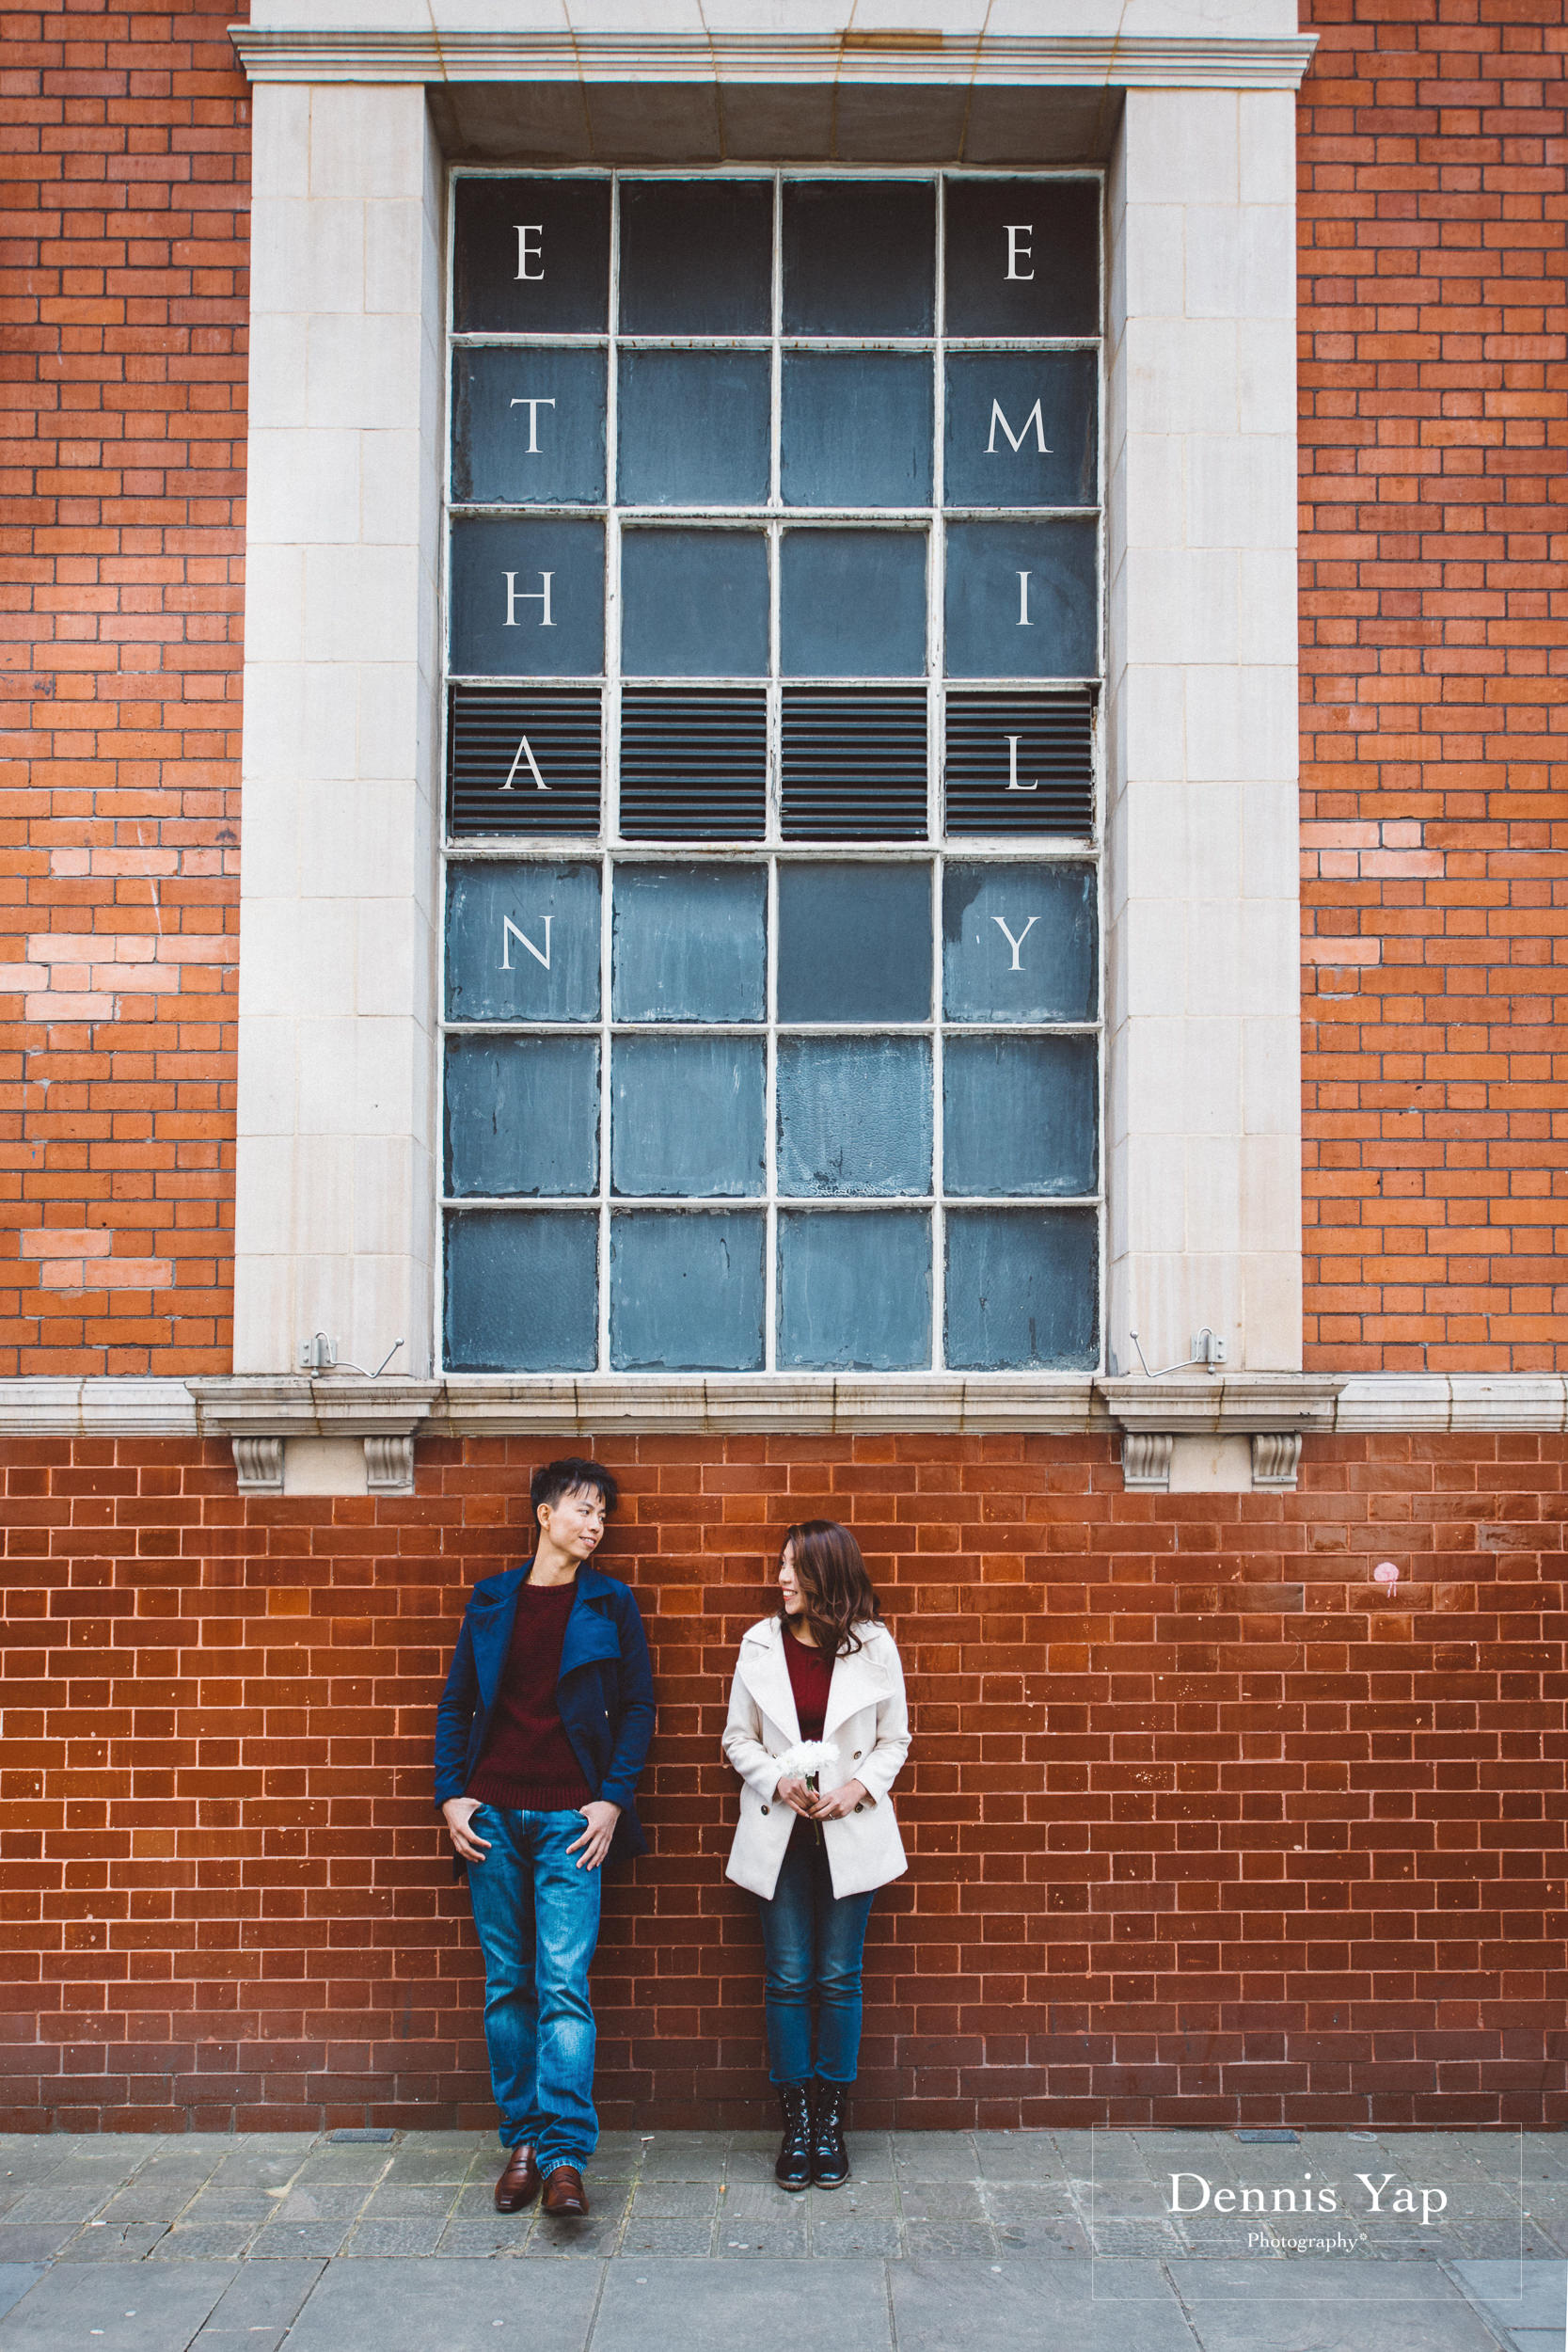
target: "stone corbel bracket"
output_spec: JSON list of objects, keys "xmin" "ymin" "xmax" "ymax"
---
[
  {"xmin": 191, "ymin": 1378, "xmax": 427, "ymax": 1497},
  {"xmin": 1097, "ymin": 1375, "xmax": 1342, "ymax": 1494}
]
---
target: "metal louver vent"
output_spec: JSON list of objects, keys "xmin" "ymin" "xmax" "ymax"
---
[
  {"xmin": 619, "ymin": 689, "xmax": 767, "ymax": 841},
  {"xmin": 448, "ymin": 687, "xmax": 602, "ymax": 837},
  {"xmin": 943, "ymin": 691, "xmax": 1095, "ymax": 837},
  {"xmin": 781, "ymin": 689, "xmax": 928, "ymax": 841}
]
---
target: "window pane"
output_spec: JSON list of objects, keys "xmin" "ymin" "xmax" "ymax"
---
[
  {"xmin": 942, "ymin": 863, "xmax": 1098, "ymax": 1021},
  {"xmin": 780, "ymin": 530, "xmax": 927, "ymax": 677},
  {"xmin": 942, "ymin": 692, "xmax": 1093, "ymax": 839},
  {"xmin": 612, "ymin": 864, "xmax": 767, "ymax": 1022},
  {"xmin": 617, "ymin": 351, "xmax": 770, "ymax": 508},
  {"xmin": 777, "ymin": 1210, "xmax": 931, "ymax": 1370},
  {"xmin": 610, "ymin": 1037, "xmax": 765, "ymax": 1198},
  {"xmin": 776, "ymin": 862, "xmax": 931, "ymax": 1024},
  {"xmin": 943, "ymin": 178, "xmax": 1100, "ymax": 340},
  {"xmin": 944, "ymin": 1208, "xmax": 1098, "ymax": 1370},
  {"xmin": 618, "ymin": 180, "xmax": 773, "ymax": 336},
  {"xmin": 444, "ymin": 1037, "xmax": 599, "ymax": 1198},
  {"xmin": 776, "ymin": 1037, "xmax": 931, "ymax": 1196},
  {"xmin": 610, "ymin": 1211, "xmax": 765, "ymax": 1370},
  {"xmin": 621, "ymin": 529, "xmax": 768, "ymax": 677},
  {"xmin": 781, "ymin": 688, "xmax": 927, "ymax": 843},
  {"xmin": 618, "ymin": 690, "xmax": 767, "ymax": 841},
  {"xmin": 451, "ymin": 346, "xmax": 606, "ymax": 506},
  {"xmin": 943, "ymin": 518, "xmax": 1097, "ymax": 679},
  {"xmin": 453, "ymin": 178, "xmax": 610, "ymax": 335},
  {"xmin": 450, "ymin": 516, "xmax": 605, "ymax": 678},
  {"xmin": 444, "ymin": 1209, "xmax": 598, "ymax": 1372},
  {"xmin": 448, "ymin": 687, "xmax": 601, "ymax": 838},
  {"xmin": 783, "ymin": 182, "xmax": 935, "ymax": 336},
  {"xmin": 943, "ymin": 353, "xmax": 1099, "ymax": 510},
  {"xmin": 445, "ymin": 862, "xmax": 600, "ymax": 1023},
  {"xmin": 781, "ymin": 354, "xmax": 933, "ymax": 508},
  {"xmin": 942, "ymin": 1036, "xmax": 1097, "ymax": 1197}
]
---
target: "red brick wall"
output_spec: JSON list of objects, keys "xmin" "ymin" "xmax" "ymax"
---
[
  {"xmin": 0, "ymin": 2, "xmax": 248, "ymax": 1376},
  {"xmin": 1298, "ymin": 0, "xmax": 1568, "ymax": 1375},
  {"xmin": 3, "ymin": 1432, "xmax": 1562, "ymax": 2132}
]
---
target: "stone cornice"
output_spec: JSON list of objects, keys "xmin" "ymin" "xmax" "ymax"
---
[
  {"xmin": 228, "ymin": 26, "xmax": 1319, "ymax": 92},
  {"xmin": 4, "ymin": 1373, "xmax": 1567, "ymax": 1441}
]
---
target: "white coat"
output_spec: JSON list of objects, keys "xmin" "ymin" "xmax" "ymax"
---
[{"xmin": 721, "ymin": 1615, "xmax": 911, "ymax": 1901}]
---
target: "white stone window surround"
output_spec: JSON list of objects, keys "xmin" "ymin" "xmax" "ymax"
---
[{"xmin": 230, "ymin": 10, "xmax": 1312, "ymax": 1419}]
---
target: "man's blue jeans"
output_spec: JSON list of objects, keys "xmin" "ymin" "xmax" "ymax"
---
[
  {"xmin": 464, "ymin": 1805, "xmax": 601, "ymax": 2170},
  {"xmin": 755, "ymin": 1826, "xmax": 876, "ymax": 2087}
]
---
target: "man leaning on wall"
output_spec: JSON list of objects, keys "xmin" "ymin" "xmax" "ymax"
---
[{"xmin": 434, "ymin": 1456, "xmax": 656, "ymax": 2217}]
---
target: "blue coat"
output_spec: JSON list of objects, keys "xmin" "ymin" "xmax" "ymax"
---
[{"xmin": 433, "ymin": 1558, "xmax": 656, "ymax": 1864}]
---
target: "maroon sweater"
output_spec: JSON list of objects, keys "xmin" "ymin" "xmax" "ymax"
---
[
  {"xmin": 467, "ymin": 1578, "xmax": 594, "ymax": 1813},
  {"xmin": 784, "ymin": 1629, "xmax": 833, "ymax": 1742}
]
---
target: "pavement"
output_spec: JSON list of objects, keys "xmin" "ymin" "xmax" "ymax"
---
[{"xmin": 0, "ymin": 2127, "xmax": 1563, "ymax": 2352}]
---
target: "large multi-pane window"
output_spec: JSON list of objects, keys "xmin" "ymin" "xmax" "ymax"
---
[{"xmin": 441, "ymin": 169, "xmax": 1103, "ymax": 1375}]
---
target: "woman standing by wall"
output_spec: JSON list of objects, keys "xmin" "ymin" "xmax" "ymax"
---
[{"xmin": 721, "ymin": 1521, "xmax": 911, "ymax": 2190}]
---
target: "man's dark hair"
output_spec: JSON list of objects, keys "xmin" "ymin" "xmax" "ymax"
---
[{"xmin": 531, "ymin": 1456, "xmax": 619, "ymax": 1518}]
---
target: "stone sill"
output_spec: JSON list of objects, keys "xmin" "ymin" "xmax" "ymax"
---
[
  {"xmin": 229, "ymin": 25, "xmax": 1320, "ymax": 92},
  {"xmin": 5, "ymin": 1373, "xmax": 1567, "ymax": 1442}
]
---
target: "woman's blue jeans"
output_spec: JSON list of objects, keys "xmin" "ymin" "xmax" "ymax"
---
[
  {"xmin": 464, "ymin": 1805, "xmax": 601, "ymax": 2171},
  {"xmin": 756, "ymin": 1825, "xmax": 876, "ymax": 2087}
]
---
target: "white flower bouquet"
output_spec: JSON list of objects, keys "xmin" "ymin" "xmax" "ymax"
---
[{"xmin": 775, "ymin": 1740, "xmax": 840, "ymax": 1840}]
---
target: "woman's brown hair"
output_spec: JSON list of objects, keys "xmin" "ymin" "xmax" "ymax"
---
[{"xmin": 779, "ymin": 1519, "xmax": 883, "ymax": 1660}]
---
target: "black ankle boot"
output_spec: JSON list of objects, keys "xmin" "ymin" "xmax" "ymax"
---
[
  {"xmin": 774, "ymin": 2083, "xmax": 813, "ymax": 2189},
  {"xmin": 809, "ymin": 2081, "xmax": 849, "ymax": 2188}
]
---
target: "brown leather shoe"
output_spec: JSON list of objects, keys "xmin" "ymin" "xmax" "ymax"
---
[
  {"xmin": 540, "ymin": 2164, "xmax": 589, "ymax": 2218},
  {"xmin": 494, "ymin": 2143, "xmax": 542, "ymax": 2213}
]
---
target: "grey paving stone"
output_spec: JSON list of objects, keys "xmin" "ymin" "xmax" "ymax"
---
[
  {"xmin": 181, "ymin": 2190, "xmax": 281, "ymax": 2223},
  {"xmin": 55, "ymin": 2221, "xmax": 170, "ymax": 2263},
  {"xmin": 721, "ymin": 2183, "xmax": 803, "ymax": 2223},
  {"xmin": 721, "ymin": 2149, "xmax": 790, "ymax": 2188},
  {"xmin": 0, "ymin": 2226, "xmax": 77, "ymax": 2262},
  {"xmin": 618, "ymin": 2217, "xmax": 714, "ymax": 2259},
  {"xmin": 1450, "ymin": 2258, "xmax": 1566, "ymax": 2332},
  {"xmin": 378, "ymin": 2145, "xmax": 481, "ymax": 2185},
  {"xmin": 1450, "ymin": 2220, "xmax": 1558, "ymax": 2260},
  {"xmin": 150, "ymin": 2225, "xmax": 259, "ymax": 2261},
  {"xmin": 631, "ymin": 2184, "xmax": 719, "ymax": 2220},
  {"xmin": 897, "ymin": 2184, "xmax": 984, "ymax": 2222},
  {"xmin": 717, "ymin": 2217, "xmax": 807, "ymax": 2258},
  {"xmin": 358, "ymin": 2183, "xmax": 456, "ymax": 2218},
  {"xmin": 0, "ymin": 2276, "xmax": 40, "ymax": 2326},
  {"xmin": 1169, "ymin": 2255, "xmax": 1481, "ymax": 2302},
  {"xmin": 205, "ymin": 2261, "xmax": 323, "ymax": 2331},
  {"xmin": 269, "ymin": 2185, "xmax": 372, "ymax": 2220},
  {"xmin": 811, "ymin": 2215, "xmax": 901, "ymax": 2259},
  {"xmin": 288, "ymin": 2149, "xmax": 391, "ymax": 2187},
  {"xmin": 637, "ymin": 2137, "xmax": 729, "ymax": 2183},
  {"xmin": 251, "ymin": 2222, "xmax": 350, "ymax": 2259},
  {"xmin": 983, "ymin": 2183, "xmax": 1077, "ymax": 2221},
  {"xmin": 593, "ymin": 2256, "xmax": 891, "ymax": 2352},
  {"xmin": 994, "ymin": 2217, "xmax": 1091, "ymax": 2255},
  {"xmin": 890, "ymin": 2134, "xmax": 979, "ymax": 2184},
  {"xmin": 341, "ymin": 2218, "xmax": 447, "ymax": 2257},
  {"xmin": 904, "ymin": 2220, "xmax": 997, "ymax": 2260},
  {"xmin": 203, "ymin": 2150, "xmax": 309, "ymax": 2191},
  {"xmin": 1508, "ymin": 2334, "xmax": 1563, "ymax": 2352},
  {"xmin": 434, "ymin": 2218, "xmax": 533, "ymax": 2257},
  {"xmin": 0, "ymin": 2258, "xmax": 232, "ymax": 2352},
  {"xmin": 1089, "ymin": 2221, "xmax": 1181, "ymax": 2255},
  {"xmin": 1052, "ymin": 2130, "xmax": 1155, "ymax": 2180},
  {"xmin": 1, "ymin": 2185, "xmax": 118, "ymax": 2224},
  {"xmin": 285, "ymin": 2255, "xmax": 599, "ymax": 2350},
  {"xmin": 891, "ymin": 2257, "xmax": 1196, "ymax": 2352},
  {"xmin": 98, "ymin": 2183, "xmax": 205, "ymax": 2225},
  {"xmin": 526, "ymin": 2213, "xmax": 625, "ymax": 2258},
  {"xmin": 972, "ymin": 2132, "xmax": 1069, "ymax": 2182}
]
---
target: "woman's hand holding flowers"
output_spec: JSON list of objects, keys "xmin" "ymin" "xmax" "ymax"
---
[
  {"xmin": 808, "ymin": 1777, "xmax": 868, "ymax": 1821},
  {"xmin": 775, "ymin": 1774, "xmax": 816, "ymax": 1818}
]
